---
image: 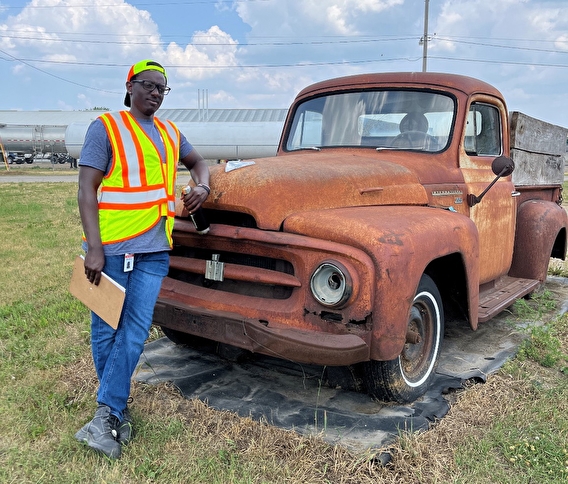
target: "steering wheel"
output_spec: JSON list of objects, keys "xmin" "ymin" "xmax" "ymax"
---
[{"xmin": 391, "ymin": 130, "xmax": 438, "ymax": 150}]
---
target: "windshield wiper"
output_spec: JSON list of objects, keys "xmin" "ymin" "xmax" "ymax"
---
[{"xmin": 291, "ymin": 146, "xmax": 321, "ymax": 152}]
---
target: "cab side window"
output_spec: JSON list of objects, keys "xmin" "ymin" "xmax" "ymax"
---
[{"xmin": 464, "ymin": 103, "xmax": 502, "ymax": 156}]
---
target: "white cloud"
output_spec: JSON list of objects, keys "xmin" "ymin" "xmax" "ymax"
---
[
  {"xmin": 2, "ymin": 0, "xmax": 162, "ymax": 71},
  {"xmin": 166, "ymin": 26, "xmax": 239, "ymax": 82},
  {"xmin": 236, "ymin": 0, "xmax": 405, "ymax": 37},
  {"xmin": 555, "ymin": 34, "xmax": 568, "ymax": 52},
  {"xmin": 209, "ymin": 89, "xmax": 236, "ymax": 105}
]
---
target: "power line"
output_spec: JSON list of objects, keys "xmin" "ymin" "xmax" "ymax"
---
[
  {"xmin": 2, "ymin": 53, "xmax": 567, "ymax": 98},
  {"xmin": 0, "ymin": 32, "xmax": 417, "ymax": 47},
  {"xmin": 0, "ymin": 49, "xmax": 120, "ymax": 93},
  {"xmin": 4, "ymin": 51, "xmax": 567, "ymax": 72},
  {"xmin": 2, "ymin": 28, "xmax": 568, "ymax": 96},
  {"xmin": 435, "ymin": 36, "xmax": 568, "ymax": 56},
  {"xmin": 3, "ymin": 55, "xmax": 423, "ymax": 70},
  {"xmin": 0, "ymin": 0, "xmax": 271, "ymax": 9},
  {"xmin": 2, "ymin": 31, "xmax": 567, "ymax": 58},
  {"xmin": 429, "ymin": 55, "xmax": 568, "ymax": 69}
]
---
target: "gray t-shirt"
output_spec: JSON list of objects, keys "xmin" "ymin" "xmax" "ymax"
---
[{"xmin": 79, "ymin": 115, "xmax": 193, "ymax": 256}]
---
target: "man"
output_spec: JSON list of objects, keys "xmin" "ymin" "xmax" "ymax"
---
[{"xmin": 75, "ymin": 59, "xmax": 210, "ymax": 459}]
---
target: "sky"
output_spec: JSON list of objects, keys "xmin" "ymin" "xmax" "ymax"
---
[{"xmin": 1, "ymin": 0, "xmax": 567, "ymax": 128}]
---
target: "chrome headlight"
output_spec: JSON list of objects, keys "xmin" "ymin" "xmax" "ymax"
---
[{"xmin": 310, "ymin": 262, "xmax": 352, "ymax": 307}]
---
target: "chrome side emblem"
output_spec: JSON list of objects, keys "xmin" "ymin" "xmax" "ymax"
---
[{"xmin": 205, "ymin": 254, "xmax": 224, "ymax": 281}]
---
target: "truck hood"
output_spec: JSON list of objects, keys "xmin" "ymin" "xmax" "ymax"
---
[{"xmin": 186, "ymin": 152, "xmax": 428, "ymax": 230}]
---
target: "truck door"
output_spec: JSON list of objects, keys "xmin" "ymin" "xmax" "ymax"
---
[{"xmin": 460, "ymin": 100, "xmax": 516, "ymax": 284}]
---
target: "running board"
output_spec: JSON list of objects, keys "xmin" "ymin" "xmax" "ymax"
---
[{"xmin": 478, "ymin": 276, "xmax": 541, "ymax": 323}]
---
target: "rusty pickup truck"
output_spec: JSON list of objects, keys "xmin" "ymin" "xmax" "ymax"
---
[{"xmin": 153, "ymin": 72, "xmax": 568, "ymax": 403}]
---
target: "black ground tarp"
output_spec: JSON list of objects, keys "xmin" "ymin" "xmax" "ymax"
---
[{"xmin": 135, "ymin": 277, "xmax": 568, "ymax": 452}]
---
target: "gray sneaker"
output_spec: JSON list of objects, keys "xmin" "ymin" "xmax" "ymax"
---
[
  {"xmin": 75, "ymin": 405, "xmax": 121, "ymax": 459},
  {"xmin": 114, "ymin": 407, "xmax": 135, "ymax": 446}
]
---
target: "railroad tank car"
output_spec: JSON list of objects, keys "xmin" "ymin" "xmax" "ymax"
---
[
  {"xmin": 65, "ymin": 120, "xmax": 284, "ymax": 160},
  {"xmin": 0, "ymin": 125, "xmax": 67, "ymax": 154}
]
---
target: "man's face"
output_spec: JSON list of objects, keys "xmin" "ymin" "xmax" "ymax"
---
[{"xmin": 127, "ymin": 70, "xmax": 168, "ymax": 119}]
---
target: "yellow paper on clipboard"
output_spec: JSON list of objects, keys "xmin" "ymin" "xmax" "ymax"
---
[{"xmin": 69, "ymin": 255, "xmax": 126, "ymax": 329}]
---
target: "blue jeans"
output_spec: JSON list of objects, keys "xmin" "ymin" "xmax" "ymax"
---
[{"xmin": 90, "ymin": 252, "xmax": 169, "ymax": 421}]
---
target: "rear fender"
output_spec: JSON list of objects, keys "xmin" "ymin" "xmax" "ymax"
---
[
  {"xmin": 283, "ymin": 205, "xmax": 480, "ymax": 361},
  {"xmin": 509, "ymin": 200, "xmax": 568, "ymax": 281}
]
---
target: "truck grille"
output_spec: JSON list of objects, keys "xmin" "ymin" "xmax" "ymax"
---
[{"xmin": 169, "ymin": 245, "xmax": 295, "ymax": 299}]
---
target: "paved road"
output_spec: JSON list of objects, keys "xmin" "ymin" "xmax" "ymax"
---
[
  {"xmin": 0, "ymin": 165, "xmax": 191, "ymax": 183},
  {"xmin": 0, "ymin": 175, "xmax": 79, "ymax": 183}
]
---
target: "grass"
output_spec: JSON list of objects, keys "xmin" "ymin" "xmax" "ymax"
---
[
  {"xmin": 1, "ymin": 179, "xmax": 567, "ymax": 483},
  {"xmin": 516, "ymin": 312, "xmax": 568, "ymax": 372},
  {"xmin": 508, "ymin": 288, "xmax": 557, "ymax": 321}
]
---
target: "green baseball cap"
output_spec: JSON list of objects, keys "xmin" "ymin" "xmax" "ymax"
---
[{"xmin": 124, "ymin": 59, "xmax": 167, "ymax": 107}]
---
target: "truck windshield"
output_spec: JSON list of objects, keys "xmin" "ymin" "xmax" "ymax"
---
[{"xmin": 285, "ymin": 90, "xmax": 455, "ymax": 153}]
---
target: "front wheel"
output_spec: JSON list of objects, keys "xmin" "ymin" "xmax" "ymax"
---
[{"xmin": 364, "ymin": 274, "xmax": 444, "ymax": 403}]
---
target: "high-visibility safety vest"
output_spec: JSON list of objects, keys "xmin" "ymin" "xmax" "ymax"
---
[{"xmin": 96, "ymin": 111, "xmax": 180, "ymax": 247}]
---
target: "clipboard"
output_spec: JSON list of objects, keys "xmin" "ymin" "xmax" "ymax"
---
[{"xmin": 69, "ymin": 255, "xmax": 126, "ymax": 329}]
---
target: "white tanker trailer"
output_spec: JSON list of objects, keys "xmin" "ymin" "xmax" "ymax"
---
[
  {"xmin": 0, "ymin": 124, "xmax": 72, "ymax": 164},
  {"xmin": 1, "ymin": 113, "xmax": 286, "ymax": 164},
  {"xmin": 65, "ymin": 120, "xmax": 285, "ymax": 161}
]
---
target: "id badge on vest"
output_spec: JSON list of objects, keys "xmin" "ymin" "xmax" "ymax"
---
[{"xmin": 124, "ymin": 253, "xmax": 134, "ymax": 272}]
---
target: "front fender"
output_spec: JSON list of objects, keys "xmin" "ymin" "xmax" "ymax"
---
[
  {"xmin": 283, "ymin": 205, "xmax": 480, "ymax": 360},
  {"xmin": 509, "ymin": 200, "xmax": 568, "ymax": 281}
]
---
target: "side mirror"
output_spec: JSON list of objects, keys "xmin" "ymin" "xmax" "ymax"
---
[
  {"xmin": 491, "ymin": 155, "xmax": 515, "ymax": 177},
  {"xmin": 467, "ymin": 156, "xmax": 515, "ymax": 207}
]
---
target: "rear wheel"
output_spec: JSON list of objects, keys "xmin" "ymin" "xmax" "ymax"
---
[{"xmin": 364, "ymin": 274, "xmax": 444, "ymax": 403}]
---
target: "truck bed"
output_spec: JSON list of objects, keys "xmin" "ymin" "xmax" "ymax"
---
[{"xmin": 510, "ymin": 111, "xmax": 567, "ymax": 186}]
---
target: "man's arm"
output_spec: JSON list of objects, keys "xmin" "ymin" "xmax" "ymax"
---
[
  {"xmin": 179, "ymin": 149, "xmax": 210, "ymax": 214},
  {"xmin": 78, "ymin": 166, "xmax": 105, "ymax": 285}
]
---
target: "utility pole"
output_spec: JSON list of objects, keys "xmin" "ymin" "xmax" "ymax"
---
[{"xmin": 422, "ymin": 0, "xmax": 430, "ymax": 72}]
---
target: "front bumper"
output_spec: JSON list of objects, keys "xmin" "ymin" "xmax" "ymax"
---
[{"xmin": 154, "ymin": 298, "xmax": 370, "ymax": 366}]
